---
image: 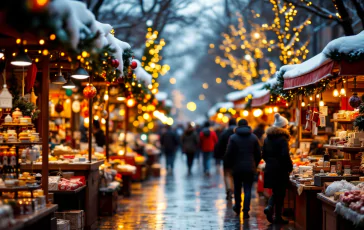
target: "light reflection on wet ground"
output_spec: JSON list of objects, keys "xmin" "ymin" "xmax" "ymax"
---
[{"xmin": 98, "ymin": 153, "xmax": 296, "ymax": 229}]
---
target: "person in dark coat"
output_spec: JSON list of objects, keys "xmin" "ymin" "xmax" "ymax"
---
[
  {"xmin": 182, "ymin": 123, "xmax": 199, "ymax": 174},
  {"xmin": 93, "ymin": 120, "xmax": 106, "ymax": 147},
  {"xmin": 224, "ymin": 119, "xmax": 261, "ymax": 218},
  {"xmin": 215, "ymin": 118, "xmax": 237, "ymax": 200},
  {"xmin": 160, "ymin": 125, "xmax": 180, "ymax": 172},
  {"xmin": 263, "ymin": 113, "xmax": 293, "ymax": 224}
]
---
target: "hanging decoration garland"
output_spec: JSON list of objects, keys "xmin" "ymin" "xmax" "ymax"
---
[{"xmin": 326, "ymin": 49, "xmax": 364, "ymax": 63}]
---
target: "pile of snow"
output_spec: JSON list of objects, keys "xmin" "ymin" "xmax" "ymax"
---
[
  {"xmin": 226, "ymin": 82, "xmax": 266, "ymax": 102},
  {"xmin": 155, "ymin": 92, "xmax": 168, "ymax": 101},
  {"xmin": 48, "ymin": 0, "xmax": 147, "ymax": 79},
  {"xmin": 208, "ymin": 102, "xmax": 234, "ymax": 117},
  {"xmin": 132, "ymin": 59, "xmax": 152, "ymax": 85}
]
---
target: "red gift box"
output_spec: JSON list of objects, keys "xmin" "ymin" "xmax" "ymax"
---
[{"xmin": 70, "ymin": 176, "xmax": 86, "ymax": 185}]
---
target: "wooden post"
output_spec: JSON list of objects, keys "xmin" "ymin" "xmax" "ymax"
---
[
  {"xmin": 105, "ymin": 85, "xmax": 109, "ymax": 160},
  {"xmin": 88, "ymin": 77, "xmax": 93, "ymax": 163},
  {"xmin": 124, "ymin": 105, "xmax": 129, "ymax": 155},
  {"xmin": 41, "ymin": 58, "xmax": 49, "ymax": 200}
]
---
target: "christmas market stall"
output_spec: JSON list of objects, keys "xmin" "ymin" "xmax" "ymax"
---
[
  {"xmin": 267, "ymin": 31, "xmax": 364, "ymax": 230},
  {"xmin": 0, "ymin": 0, "xmax": 162, "ymax": 228}
]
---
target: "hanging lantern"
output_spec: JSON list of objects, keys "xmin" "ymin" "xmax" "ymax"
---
[
  {"xmin": 83, "ymin": 84, "xmax": 97, "ymax": 99},
  {"xmin": 0, "ymin": 84, "xmax": 13, "ymax": 108}
]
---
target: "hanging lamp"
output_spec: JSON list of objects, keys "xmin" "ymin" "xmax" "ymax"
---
[
  {"xmin": 71, "ymin": 62, "xmax": 89, "ymax": 80},
  {"xmin": 62, "ymin": 77, "xmax": 76, "ymax": 89},
  {"xmin": 11, "ymin": 49, "xmax": 32, "ymax": 66}
]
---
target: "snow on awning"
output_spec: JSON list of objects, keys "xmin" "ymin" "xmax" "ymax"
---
[
  {"xmin": 251, "ymin": 78, "xmax": 277, "ymax": 107},
  {"xmin": 283, "ymin": 53, "xmax": 333, "ymax": 90},
  {"xmin": 208, "ymin": 102, "xmax": 234, "ymax": 117},
  {"xmin": 226, "ymin": 82, "xmax": 266, "ymax": 102},
  {"xmin": 282, "ymin": 31, "xmax": 364, "ymax": 90}
]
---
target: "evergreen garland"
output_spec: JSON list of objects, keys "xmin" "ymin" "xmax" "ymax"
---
[
  {"xmin": 122, "ymin": 48, "xmax": 134, "ymax": 77},
  {"xmin": 326, "ymin": 49, "xmax": 364, "ymax": 63}
]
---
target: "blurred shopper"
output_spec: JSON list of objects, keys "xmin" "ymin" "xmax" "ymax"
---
[
  {"xmin": 263, "ymin": 113, "xmax": 293, "ymax": 224},
  {"xmin": 214, "ymin": 125, "xmax": 225, "ymax": 167},
  {"xmin": 160, "ymin": 125, "xmax": 180, "ymax": 172},
  {"xmin": 215, "ymin": 118, "xmax": 237, "ymax": 200},
  {"xmin": 224, "ymin": 119, "xmax": 261, "ymax": 218},
  {"xmin": 93, "ymin": 120, "xmax": 106, "ymax": 148},
  {"xmin": 253, "ymin": 123, "xmax": 266, "ymax": 146},
  {"xmin": 182, "ymin": 123, "xmax": 199, "ymax": 174},
  {"xmin": 199, "ymin": 121, "xmax": 218, "ymax": 175}
]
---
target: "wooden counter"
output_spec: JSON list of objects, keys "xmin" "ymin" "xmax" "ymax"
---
[
  {"xmin": 317, "ymin": 193, "xmax": 359, "ymax": 230},
  {"xmin": 20, "ymin": 161, "xmax": 103, "ymax": 230},
  {"xmin": 10, "ymin": 204, "xmax": 58, "ymax": 230},
  {"xmin": 289, "ymin": 179, "xmax": 323, "ymax": 230}
]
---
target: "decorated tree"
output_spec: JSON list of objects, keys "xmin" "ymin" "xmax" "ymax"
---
[
  {"xmin": 141, "ymin": 26, "xmax": 170, "ymax": 93},
  {"xmin": 262, "ymin": 0, "xmax": 311, "ymax": 65},
  {"xmin": 211, "ymin": 14, "xmax": 277, "ymax": 90}
]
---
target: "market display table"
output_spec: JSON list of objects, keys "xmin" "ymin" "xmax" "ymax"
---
[
  {"xmin": 290, "ymin": 179, "xmax": 323, "ymax": 230},
  {"xmin": 21, "ymin": 161, "xmax": 103, "ymax": 230},
  {"xmin": 49, "ymin": 185, "xmax": 86, "ymax": 212},
  {"xmin": 10, "ymin": 204, "xmax": 58, "ymax": 230},
  {"xmin": 317, "ymin": 193, "xmax": 359, "ymax": 230}
]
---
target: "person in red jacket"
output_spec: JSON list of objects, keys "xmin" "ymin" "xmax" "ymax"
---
[{"xmin": 199, "ymin": 121, "xmax": 218, "ymax": 175}]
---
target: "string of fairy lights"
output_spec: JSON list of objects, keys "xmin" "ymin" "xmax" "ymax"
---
[{"xmin": 209, "ymin": 1, "xmax": 311, "ymax": 91}]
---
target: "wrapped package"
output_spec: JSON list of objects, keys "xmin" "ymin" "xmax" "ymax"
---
[
  {"xmin": 49, "ymin": 176, "xmax": 61, "ymax": 191},
  {"xmin": 325, "ymin": 180, "xmax": 356, "ymax": 196},
  {"xmin": 70, "ymin": 176, "xmax": 85, "ymax": 185}
]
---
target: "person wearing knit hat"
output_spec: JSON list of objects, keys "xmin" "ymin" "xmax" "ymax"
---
[
  {"xmin": 262, "ymin": 113, "xmax": 292, "ymax": 224},
  {"xmin": 273, "ymin": 113, "xmax": 288, "ymax": 128}
]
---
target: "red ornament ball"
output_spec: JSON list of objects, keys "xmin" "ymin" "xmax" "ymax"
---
[
  {"xmin": 349, "ymin": 93, "xmax": 362, "ymax": 108},
  {"xmin": 114, "ymin": 59, "xmax": 120, "ymax": 68},
  {"xmin": 117, "ymin": 77, "xmax": 124, "ymax": 84},
  {"xmin": 83, "ymin": 84, "xmax": 97, "ymax": 99},
  {"xmin": 130, "ymin": 61, "xmax": 138, "ymax": 69},
  {"xmin": 82, "ymin": 107, "xmax": 89, "ymax": 118},
  {"xmin": 55, "ymin": 103, "xmax": 64, "ymax": 113}
]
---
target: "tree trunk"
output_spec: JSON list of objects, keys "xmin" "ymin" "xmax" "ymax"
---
[
  {"xmin": 334, "ymin": 0, "xmax": 355, "ymax": 35},
  {"xmin": 351, "ymin": 0, "xmax": 364, "ymax": 30}
]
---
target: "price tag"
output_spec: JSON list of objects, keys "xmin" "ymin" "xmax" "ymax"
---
[{"xmin": 330, "ymin": 165, "xmax": 336, "ymax": 173}]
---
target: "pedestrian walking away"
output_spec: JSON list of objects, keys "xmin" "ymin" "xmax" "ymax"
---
[
  {"xmin": 160, "ymin": 125, "xmax": 180, "ymax": 172},
  {"xmin": 182, "ymin": 123, "xmax": 199, "ymax": 174},
  {"xmin": 199, "ymin": 121, "xmax": 218, "ymax": 175},
  {"xmin": 263, "ymin": 113, "xmax": 293, "ymax": 225},
  {"xmin": 215, "ymin": 118, "xmax": 237, "ymax": 200},
  {"xmin": 224, "ymin": 119, "xmax": 261, "ymax": 219}
]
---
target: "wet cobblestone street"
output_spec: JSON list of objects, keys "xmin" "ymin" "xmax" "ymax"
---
[{"xmin": 98, "ymin": 153, "xmax": 296, "ymax": 229}]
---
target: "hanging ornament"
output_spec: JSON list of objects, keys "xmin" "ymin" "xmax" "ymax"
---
[
  {"xmin": 349, "ymin": 93, "xmax": 361, "ymax": 108},
  {"xmin": 65, "ymin": 89, "xmax": 73, "ymax": 96},
  {"xmin": 83, "ymin": 84, "xmax": 97, "ymax": 99},
  {"xmin": 101, "ymin": 110, "xmax": 108, "ymax": 119},
  {"xmin": 131, "ymin": 60, "xmax": 138, "ymax": 69},
  {"xmin": 349, "ymin": 76, "xmax": 361, "ymax": 108},
  {"xmin": 81, "ymin": 106, "xmax": 89, "ymax": 118},
  {"xmin": 55, "ymin": 101, "xmax": 64, "ymax": 113},
  {"xmin": 117, "ymin": 77, "xmax": 124, "ymax": 84},
  {"xmin": 111, "ymin": 59, "xmax": 119, "ymax": 68}
]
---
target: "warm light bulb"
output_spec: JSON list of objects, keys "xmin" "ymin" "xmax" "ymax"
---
[
  {"xmin": 126, "ymin": 98, "xmax": 136, "ymax": 107},
  {"xmin": 316, "ymin": 94, "xmax": 320, "ymax": 99},
  {"xmin": 242, "ymin": 110, "xmax": 249, "ymax": 117},
  {"xmin": 333, "ymin": 89, "xmax": 339, "ymax": 97},
  {"xmin": 301, "ymin": 102, "xmax": 305, "ymax": 107},
  {"xmin": 309, "ymin": 96, "xmax": 313, "ymax": 101},
  {"xmin": 273, "ymin": 107, "xmax": 278, "ymax": 113},
  {"xmin": 319, "ymin": 100, "xmax": 324, "ymax": 107},
  {"xmin": 104, "ymin": 94, "xmax": 109, "ymax": 101},
  {"xmin": 253, "ymin": 109, "xmax": 263, "ymax": 117},
  {"xmin": 340, "ymin": 88, "xmax": 346, "ymax": 96}
]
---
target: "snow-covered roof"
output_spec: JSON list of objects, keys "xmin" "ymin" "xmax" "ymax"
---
[
  {"xmin": 48, "ymin": 0, "xmax": 141, "ymax": 78},
  {"xmin": 207, "ymin": 102, "xmax": 234, "ymax": 117},
  {"xmin": 226, "ymin": 82, "xmax": 266, "ymax": 102},
  {"xmin": 283, "ymin": 31, "xmax": 364, "ymax": 80},
  {"xmin": 283, "ymin": 53, "xmax": 330, "ymax": 79},
  {"xmin": 155, "ymin": 92, "xmax": 168, "ymax": 101}
]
